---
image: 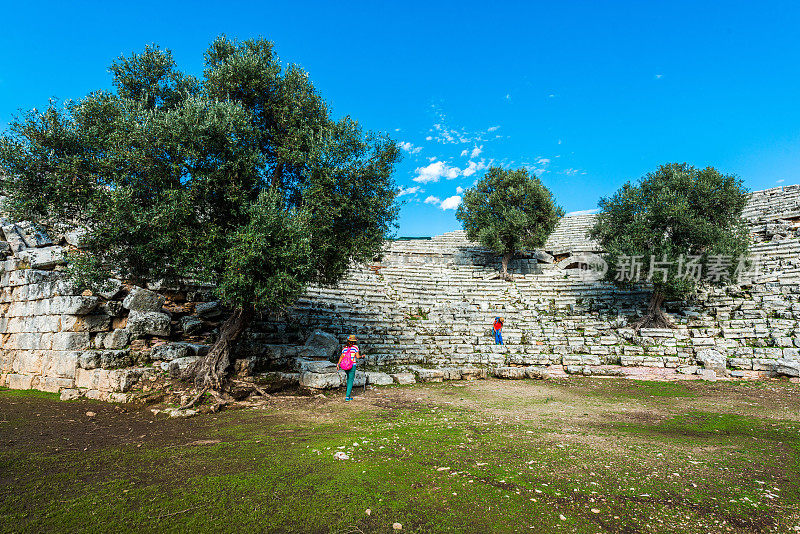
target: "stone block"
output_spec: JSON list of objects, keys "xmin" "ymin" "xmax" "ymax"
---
[
  {"xmin": 413, "ymin": 367, "xmax": 444, "ymax": 382},
  {"xmin": 5, "ymin": 373, "xmax": 33, "ymax": 389},
  {"xmin": 19, "ymin": 246, "xmax": 64, "ymax": 269},
  {"xmin": 493, "ymin": 366, "xmax": 527, "ymax": 379},
  {"xmin": 180, "ymin": 316, "xmax": 203, "ymax": 335},
  {"xmin": 392, "ymin": 372, "xmax": 416, "ymax": 385},
  {"xmin": 299, "ymin": 371, "xmax": 343, "ymax": 389},
  {"xmin": 127, "ymin": 311, "xmax": 171, "ymax": 337},
  {"xmin": 38, "ymin": 376, "xmax": 75, "ymax": 393},
  {"xmin": 99, "ymin": 350, "xmax": 132, "ymax": 369},
  {"xmin": 51, "ymin": 332, "xmax": 90, "ymax": 351},
  {"xmin": 43, "ymin": 351, "xmax": 79, "ymax": 378},
  {"xmin": 122, "ymin": 287, "xmax": 165, "ymax": 312},
  {"xmin": 62, "ymin": 314, "xmax": 111, "ymax": 333},
  {"xmin": 50, "ymin": 296, "xmax": 100, "ymax": 315},
  {"xmin": 728, "ymin": 358, "xmax": 753, "ymax": 370},
  {"xmin": 775, "ymin": 358, "xmax": 800, "ymax": 377},
  {"xmin": 168, "ymin": 356, "xmax": 200, "ymax": 379},
  {"xmin": 303, "ymin": 330, "xmax": 340, "ymax": 360},
  {"xmin": 151, "ymin": 342, "xmax": 191, "ymax": 362},
  {"xmin": 103, "ymin": 328, "xmax": 130, "ymax": 349},
  {"xmin": 78, "ymin": 351, "xmax": 101, "ymax": 370},
  {"xmin": 365, "ymin": 371, "xmax": 394, "ymax": 385}
]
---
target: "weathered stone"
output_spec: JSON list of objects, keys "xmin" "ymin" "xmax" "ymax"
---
[
  {"xmin": 100, "ymin": 350, "xmax": 132, "ymax": 369},
  {"xmin": 127, "ymin": 310, "xmax": 171, "ymax": 337},
  {"xmin": 64, "ymin": 228, "xmax": 89, "ymax": 248},
  {"xmin": 303, "ymin": 330, "xmax": 340, "ymax": 360},
  {"xmin": 98, "ymin": 279, "xmax": 123, "ymax": 300},
  {"xmin": 19, "ymin": 246, "xmax": 64, "ymax": 269},
  {"xmin": 151, "ymin": 342, "xmax": 192, "ymax": 362},
  {"xmin": 493, "ymin": 366, "xmax": 527, "ymax": 379},
  {"xmin": 16, "ymin": 221, "xmax": 53, "ymax": 248},
  {"xmin": 51, "ymin": 332, "xmax": 90, "ymax": 351},
  {"xmin": 168, "ymin": 356, "xmax": 201, "ymax": 378},
  {"xmin": 103, "ymin": 328, "xmax": 130, "ymax": 349},
  {"xmin": 78, "ymin": 351, "xmax": 101, "ymax": 370},
  {"xmin": 774, "ymin": 358, "xmax": 800, "ymax": 377},
  {"xmin": 60, "ymin": 388, "xmax": 84, "ymax": 401},
  {"xmin": 677, "ymin": 365, "xmax": 699, "ymax": 375},
  {"xmin": 122, "ymin": 287, "xmax": 165, "ymax": 312},
  {"xmin": 364, "ymin": 371, "xmax": 393, "ymax": 385},
  {"xmin": 295, "ymin": 358, "xmax": 338, "ymax": 373},
  {"xmin": 50, "ymin": 296, "xmax": 100, "ymax": 315},
  {"xmin": 299, "ymin": 371, "xmax": 342, "ymax": 389},
  {"xmin": 698, "ymin": 369, "xmax": 717, "ymax": 381},
  {"xmin": 392, "ymin": 372, "xmax": 416, "ymax": 385},
  {"xmin": 696, "ymin": 349, "xmax": 727, "ymax": 374},
  {"xmin": 194, "ymin": 301, "xmax": 222, "ymax": 318},
  {"xmin": 180, "ymin": 316, "xmax": 203, "ymax": 335}
]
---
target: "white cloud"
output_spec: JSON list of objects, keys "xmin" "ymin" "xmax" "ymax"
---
[
  {"xmin": 487, "ymin": 125, "xmax": 500, "ymax": 132},
  {"xmin": 471, "ymin": 145, "xmax": 483, "ymax": 158},
  {"xmin": 655, "ymin": 74, "xmax": 663, "ymax": 79},
  {"xmin": 505, "ymin": 93, "xmax": 511, "ymax": 100},
  {"xmin": 535, "ymin": 157, "xmax": 550, "ymax": 165},
  {"xmin": 460, "ymin": 149, "xmax": 468, "ymax": 157},
  {"xmin": 413, "ymin": 161, "xmax": 462, "ymax": 184},
  {"xmin": 424, "ymin": 195, "xmax": 441, "ymax": 205},
  {"xmin": 397, "ymin": 185, "xmax": 421, "ymax": 197},
  {"xmin": 440, "ymin": 195, "xmax": 462, "ymax": 210},
  {"xmin": 566, "ymin": 208, "xmax": 600, "ymax": 216},
  {"xmin": 456, "ymin": 186, "xmax": 464, "ymax": 194},
  {"xmin": 398, "ymin": 141, "xmax": 422, "ymax": 154},
  {"xmin": 428, "ymin": 156, "xmax": 437, "ymax": 162},
  {"xmin": 561, "ymin": 168, "xmax": 587, "ymax": 176},
  {"xmin": 462, "ymin": 159, "xmax": 488, "ymax": 178},
  {"xmin": 548, "ymin": 93, "xmax": 556, "ymax": 98},
  {"xmin": 777, "ymin": 179, "xmax": 785, "ymax": 183},
  {"xmin": 425, "ymin": 136, "xmax": 433, "ymax": 141}
]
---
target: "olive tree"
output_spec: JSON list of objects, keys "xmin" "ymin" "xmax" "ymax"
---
[
  {"xmin": 456, "ymin": 167, "xmax": 563, "ymax": 280},
  {"xmin": 0, "ymin": 36, "xmax": 400, "ymax": 390},
  {"xmin": 589, "ymin": 163, "xmax": 750, "ymax": 329}
]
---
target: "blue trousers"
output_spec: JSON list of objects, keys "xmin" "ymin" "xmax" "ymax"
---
[
  {"xmin": 343, "ymin": 367, "xmax": 355, "ymax": 398},
  {"xmin": 493, "ymin": 329, "xmax": 503, "ymax": 345}
]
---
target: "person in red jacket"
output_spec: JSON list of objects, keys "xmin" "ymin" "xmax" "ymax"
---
[{"xmin": 493, "ymin": 317, "xmax": 504, "ymax": 345}]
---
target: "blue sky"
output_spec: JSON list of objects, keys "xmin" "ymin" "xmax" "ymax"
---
[{"xmin": 2, "ymin": 1, "xmax": 799, "ymax": 236}]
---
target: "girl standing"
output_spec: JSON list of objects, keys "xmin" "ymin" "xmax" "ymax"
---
[{"xmin": 338, "ymin": 334, "xmax": 361, "ymax": 401}]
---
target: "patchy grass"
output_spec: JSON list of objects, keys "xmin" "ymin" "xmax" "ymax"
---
[{"xmin": 1, "ymin": 379, "xmax": 799, "ymax": 533}]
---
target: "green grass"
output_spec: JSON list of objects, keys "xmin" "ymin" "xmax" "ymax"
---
[{"xmin": 2, "ymin": 382, "xmax": 799, "ymax": 533}]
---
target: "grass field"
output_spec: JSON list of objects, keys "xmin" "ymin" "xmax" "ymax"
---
[{"xmin": 1, "ymin": 378, "xmax": 799, "ymax": 533}]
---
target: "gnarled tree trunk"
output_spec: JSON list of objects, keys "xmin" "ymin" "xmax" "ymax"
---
[
  {"xmin": 192, "ymin": 305, "xmax": 255, "ymax": 390},
  {"xmin": 500, "ymin": 252, "xmax": 513, "ymax": 281},
  {"xmin": 632, "ymin": 290, "xmax": 674, "ymax": 331}
]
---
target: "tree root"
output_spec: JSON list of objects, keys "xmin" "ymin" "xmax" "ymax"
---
[{"xmin": 178, "ymin": 387, "xmax": 208, "ymax": 410}]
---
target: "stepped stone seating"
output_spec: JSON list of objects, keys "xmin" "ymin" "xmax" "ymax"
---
[{"xmin": 3, "ymin": 185, "xmax": 800, "ymax": 399}]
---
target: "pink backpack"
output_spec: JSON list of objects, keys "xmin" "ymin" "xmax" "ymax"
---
[{"xmin": 339, "ymin": 347, "xmax": 355, "ymax": 371}]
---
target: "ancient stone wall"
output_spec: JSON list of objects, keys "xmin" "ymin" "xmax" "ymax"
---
[{"xmin": 1, "ymin": 185, "xmax": 800, "ymax": 399}]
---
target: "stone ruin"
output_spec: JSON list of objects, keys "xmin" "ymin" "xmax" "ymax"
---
[{"xmin": 2, "ymin": 185, "xmax": 800, "ymax": 401}]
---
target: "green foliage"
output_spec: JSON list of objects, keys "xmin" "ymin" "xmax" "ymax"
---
[
  {"xmin": 456, "ymin": 167, "xmax": 563, "ymax": 259},
  {"xmin": 0, "ymin": 36, "xmax": 400, "ymax": 310},
  {"xmin": 590, "ymin": 163, "xmax": 750, "ymax": 300}
]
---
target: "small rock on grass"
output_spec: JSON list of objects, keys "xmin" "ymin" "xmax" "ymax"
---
[
  {"xmin": 334, "ymin": 451, "xmax": 349, "ymax": 460},
  {"xmin": 365, "ymin": 509, "xmax": 371, "ymax": 516},
  {"xmin": 86, "ymin": 411, "xmax": 96, "ymax": 417},
  {"xmin": 393, "ymin": 523, "xmax": 402, "ymax": 530}
]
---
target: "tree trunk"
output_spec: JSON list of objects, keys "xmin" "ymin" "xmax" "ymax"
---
[
  {"xmin": 191, "ymin": 306, "xmax": 255, "ymax": 390},
  {"xmin": 631, "ymin": 290, "xmax": 674, "ymax": 331},
  {"xmin": 501, "ymin": 252, "xmax": 513, "ymax": 281}
]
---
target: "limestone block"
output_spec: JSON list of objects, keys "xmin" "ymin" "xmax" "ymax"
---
[
  {"xmin": 493, "ymin": 366, "xmax": 527, "ymax": 379},
  {"xmin": 300, "ymin": 371, "xmax": 343, "ymax": 389},
  {"xmin": 5, "ymin": 373, "xmax": 33, "ymax": 389},
  {"xmin": 1, "ymin": 224, "xmax": 27, "ymax": 252},
  {"xmin": 168, "ymin": 356, "xmax": 201, "ymax": 378},
  {"xmin": 16, "ymin": 221, "xmax": 53, "ymax": 248},
  {"xmin": 752, "ymin": 359, "xmax": 776, "ymax": 371},
  {"xmin": 99, "ymin": 350, "xmax": 132, "ymax": 369},
  {"xmin": 728, "ymin": 358, "xmax": 753, "ymax": 370},
  {"xmin": 51, "ymin": 332, "xmax": 90, "ymax": 351},
  {"xmin": 460, "ymin": 367, "xmax": 487, "ymax": 380},
  {"xmin": 151, "ymin": 342, "xmax": 191, "ymax": 361},
  {"xmin": 61, "ymin": 314, "xmax": 111, "ymax": 333},
  {"xmin": 43, "ymin": 351, "xmax": 79, "ymax": 378},
  {"xmin": 699, "ymin": 369, "xmax": 717, "ymax": 381},
  {"xmin": 620, "ymin": 355, "xmax": 644, "ymax": 366},
  {"xmin": 60, "ymin": 388, "xmax": 84, "ymax": 401},
  {"xmin": 50, "ymin": 296, "xmax": 100, "ymax": 315},
  {"xmin": 75, "ymin": 367, "xmax": 149, "ymax": 392},
  {"xmin": 782, "ymin": 348, "xmax": 800, "ymax": 360},
  {"xmin": 525, "ymin": 366, "xmax": 551, "ymax": 379},
  {"xmin": 127, "ymin": 311, "xmax": 171, "ymax": 337},
  {"xmin": 440, "ymin": 367, "xmax": 463, "ymax": 380},
  {"xmin": 103, "ymin": 328, "xmax": 130, "ymax": 349},
  {"xmin": 19, "ymin": 246, "xmax": 64, "ymax": 269},
  {"xmin": 11, "ymin": 351, "xmax": 44, "ymax": 374},
  {"xmin": 303, "ymin": 330, "xmax": 339, "ymax": 360},
  {"xmin": 365, "ymin": 371, "xmax": 394, "ymax": 385},
  {"xmin": 38, "ymin": 376, "xmax": 75, "ymax": 393},
  {"xmin": 180, "ymin": 316, "xmax": 203, "ymax": 335},
  {"xmin": 391, "ymin": 372, "xmax": 416, "ymax": 385},
  {"xmin": 696, "ymin": 349, "xmax": 727, "ymax": 374},
  {"xmin": 413, "ymin": 367, "xmax": 444, "ymax": 382},
  {"xmin": 775, "ymin": 359, "xmax": 800, "ymax": 377},
  {"xmin": 194, "ymin": 301, "xmax": 222, "ymax": 318},
  {"xmin": 78, "ymin": 351, "xmax": 101, "ymax": 370},
  {"xmin": 64, "ymin": 228, "xmax": 89, "ymax": 249},
  {"xmin": 122, "ymin": 287, "xmax": 165, "ymax": 312}
]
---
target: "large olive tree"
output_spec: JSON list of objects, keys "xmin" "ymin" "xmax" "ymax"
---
[
  {"xmin": 0, "ymin": 36, "xmax": 400, "ymax": 390},
  {"xmin": 590, "ymin": 163, "xmax": 750, "ymax": 329}
]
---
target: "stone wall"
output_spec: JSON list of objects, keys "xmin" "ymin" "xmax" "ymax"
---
[{"xmin": 2, "ymin": 185, "xmax": 800, "ymax": 399}]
